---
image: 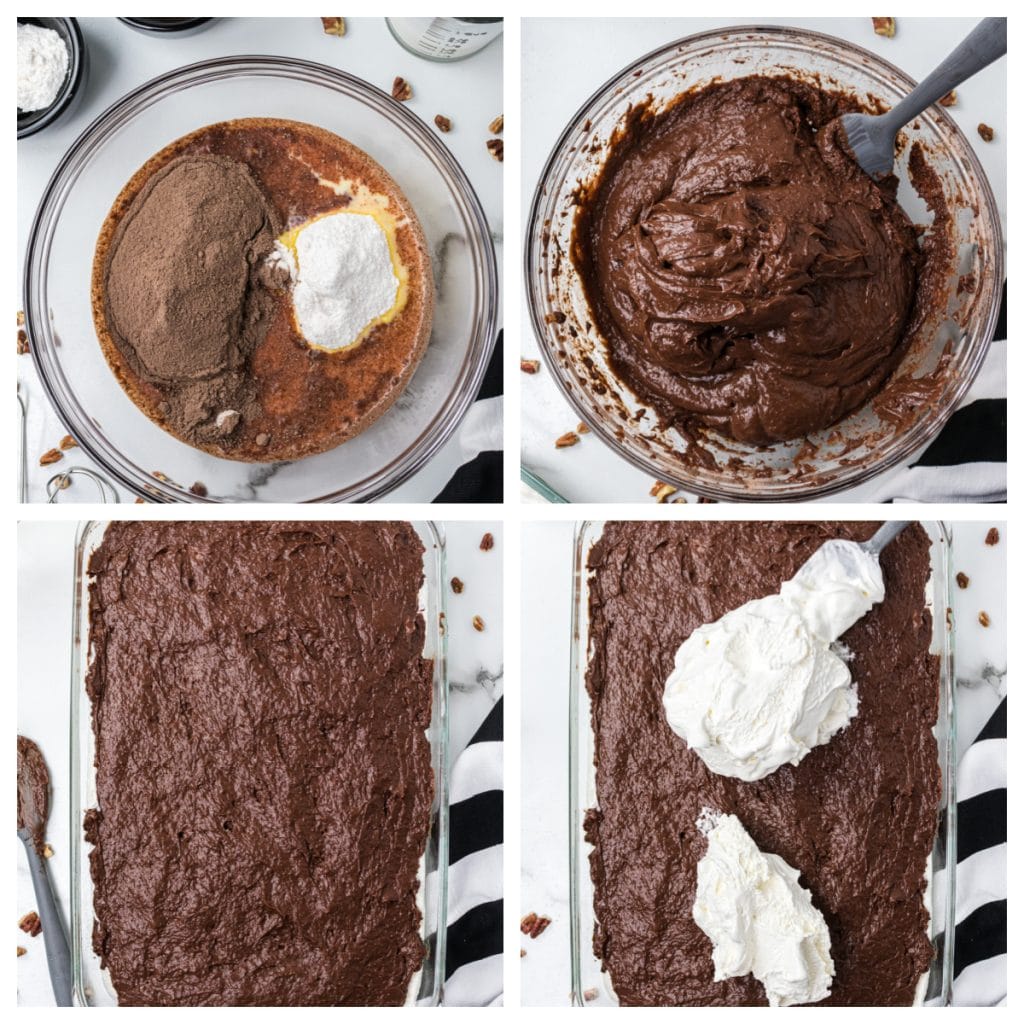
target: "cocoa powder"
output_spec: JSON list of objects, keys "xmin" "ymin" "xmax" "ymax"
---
[{"xmin": 102, "ymin": 154, "xmax": 281, "ymax": 445}]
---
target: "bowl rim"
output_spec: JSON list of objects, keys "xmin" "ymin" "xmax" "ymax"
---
[
  {"xmin": 524, "ymin": 22, "xmax": 1005, "ymax": 502},
  {"xmin": 17, "ymin": 16, "xmax": 86, "ymax": 140},
  {"xmin": 24, "ymin": 53, "xmax": 499, "ymax": 503}
]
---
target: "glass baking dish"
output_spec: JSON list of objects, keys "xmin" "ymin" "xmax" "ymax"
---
[
  {"xmin": 526, "ymin": 26, "xmax": 1003, "ymax": 501},
  {"xmin": 69, "ymin": 520, "xmax": 449, "ymax": 1006},
  {"xmin": 569, "ymin": 520, "xmax": 956, "ymax": 1006},
  {"xmin": 25, "ymin": 57, "xmax": 498, "ymax": 503}
]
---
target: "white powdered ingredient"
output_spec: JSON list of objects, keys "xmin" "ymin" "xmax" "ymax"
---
[
  {"xmin": 283, "ymin": 211, "xmax": 400, "ymax": 351},
  {"xmin": 18, "ymin": 23, "xmax": 69, "ymax": 112}
]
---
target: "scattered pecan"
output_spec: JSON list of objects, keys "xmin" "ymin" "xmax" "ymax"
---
[
  {"xmin": 16, "ymin": 310, "xmax": 25, "ymax": 326},
  {"xmin": 434, "ymin": 114, "xmax": 452, "ymax": 133},
  {"xmin": 190, "ymin": 481, "xmax": 208, "ymax": 497},
  {"xmin": 520, "ymin": 358, "xmax": 540, "ymax": 374},
  {"xmin": 978, "ymin": 123, "xmax": 995, "ymax": 142},
  {"xmin": 985, "ymin": 527, "xmax": 1000, "ymax": 546},
  {"xmin": 18, "ymin": 912, "xmax": 41, "ymax": 938},
  {"xmin": 134, "ymin": 497, "xmax": 146, "ymax": 504},
  {"xmin": 472, "ymin": 615, "xmax": 485, "ymax": 632},
  {"xmin": 650, "ymin": 481, "xmax": 677, "ymax": 503},
  {"xmin": 520, "ymin": 948, "xmax": 526, "ymax": 958},
  {"xmin": 486, "ymin": 138, "xmax": 503, "ymax": 162},
  {"xmin": 17, "ymin": 946, "xmax": 27, "ymax": 957},
  {"xmin": 488, "ymin": 114, "xmax": 504, "ymax": 135},
  {"xmin": 480, "ymin": 532, "xmax": 495, "ymax": 551},
  {"xmin": 59, "ymin": 434, "xmax": 77, "ymax": 451},
  {"xmin": 938, "ymin": 90, "xmax": 957, "ymax": 107},
  {"xmin": 583, "ymin": 988, "xmax": 599, "ymax": 1002},
  {"xmin": 320, "ymin": 17, "xmax": 346, "ymax": 37},
  {"xmin": 38, "ymin": 448, "xmax": 62, "ymax": 467},
  {"xmin": 392, "ymin": 77, "xmax": 413, "ymax": 102},
  {"xmin": 872, "ymin": 18, "xmax": 896, "ymax": 38},
  {"xmin": 956, "ymin": 572, "xmax": 970, "ymax": 589},
  {"xmin": 978, "ymin": 610, "xmax": 991, "ymax": 628},
  {"xmin": 544, "ymin": 310, "xmax": 567, "ymax": 324},
  {"xmin": 577, "ymin": 422, "xmax": 590, "ymax": 434},
  {"xmin": 42, "ymin": 844, "xmax": 54, "ymax": 859},
  {"xmin": 520, "ymin": 912, "xmax": 551, "ymax": 938},
  {"xmin": 17, "ymin": 329, "xmax": 28, "ymax": 355},
  {"xmin": 451, "ymin": 576, "xmax": 464, "ymax": 594},
  {"xmin": 555, "ymin": 431, "xmax": 579, "ymax": 449}
]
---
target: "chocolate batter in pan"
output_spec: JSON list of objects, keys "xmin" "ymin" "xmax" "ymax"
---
[
  {"xmin": 584, "ymin": 521, "xmax": 940, "ymax": 1005},
  {"xmin": 84, "ymin": 522, "xmax": 433, "ymax": 1006},
  {"xmin": 573, "ymin": 77, "xmax": 938, "ymax": 446}
]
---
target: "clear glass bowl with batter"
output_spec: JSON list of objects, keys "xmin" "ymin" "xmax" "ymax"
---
[
  {"xmin": 525, "ymin": 26, "xmax": 1003, "ymax": 501},
  {"xmin": 25, "ymin": 56, "xmax": 498, "ymax": 503}
]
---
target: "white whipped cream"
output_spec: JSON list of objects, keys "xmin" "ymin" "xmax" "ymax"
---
[
  {"xmin": 276, "ymin": 210, "xmax": 400, "ymax": 351},
  {"xmin": 693, "ymin": 812, "xmax": 834, "ymax": 1007},
  {"xmin": 663, "ymin": 539, "xmax": 884, "ymax": 781}
]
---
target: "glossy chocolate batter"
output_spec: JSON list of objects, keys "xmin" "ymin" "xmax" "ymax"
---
[
  {"xmin": 585, "ymin": 522, "xmax": 940, "ymax": 1006},
  {"xmin": 84, "ymin": 522, "xmax": 433, "ymax": 1006},
  {"xmin": 572, "ymin": 77, "xmax": 922, "ymax": 445},
  {"xmin": 17, "ymin": 736, "xmax": 50, "ymax": 857}
]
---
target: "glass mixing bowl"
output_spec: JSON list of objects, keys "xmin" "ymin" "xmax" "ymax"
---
[
  {"xmin": 25, "ymin": 56, "xmax": 498, "ymax": 502},
  {"xmin": 525, "ymin": 26, "xmax": 1003, "ymax": 501}
]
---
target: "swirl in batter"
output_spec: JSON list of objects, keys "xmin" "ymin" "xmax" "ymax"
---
[{"xmin": 572, "ymin": 77, "xmax": 922, "ymax": 445}]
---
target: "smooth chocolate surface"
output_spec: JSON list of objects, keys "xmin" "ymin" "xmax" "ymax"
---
[
  {"xmin": 585, "ymin": 522, "xmax": 940, "ymax": 1005},
  {"xmin": 84, "ymin": 522, "xmax": 433, "ymax": 1006},
  {"xmin": 572, "ymin": 77, "xmax": 923, "ymax": 445}
]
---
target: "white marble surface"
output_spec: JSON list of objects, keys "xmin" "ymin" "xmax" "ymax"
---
[
  {"xmin": 520, "ymin": 17, "xmax": 1006, "ymax": 504},
  {"xmin": 16, "ymin": 519, "xmax": 502, "ymax": 1006},
  {"xmin": 17, "ymin": 16, "xmax": 502, "ymax": 504},
  {"xmin": 520, "ymin": 521, "xmax": 1005, "ymax": 1005}
]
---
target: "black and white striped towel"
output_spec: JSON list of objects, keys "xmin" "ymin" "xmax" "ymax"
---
[
  {"xmin": 934, "ymin": 697, "xmax": 1007, "ymax": 1005},
  {"xmin": 434, "ymin": 333, "xmax": 503, "ymax": 503},
  {"xmin": 850, "ymin": 284, "xmax": 1006, "ymax": 503},
  {"xmin": 441, "ymin": 698, "xmax": 503, "ymax": 1005}
]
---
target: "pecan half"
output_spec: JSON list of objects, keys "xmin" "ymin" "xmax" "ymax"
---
[
  {"xmin": 488, "ymin": 114, "xmax": 504, "ymax": 135},
  {"xmin": 520, "ymin": 359, "xmax": 540, "ymax": 374},
  {"xmin": 59, "ymin": 434, "xmax": 77, "ymax": 450},
  {"xmin": 486, "ymin": 138, "xmax": 503, "ymax": 162},
  {"xmin": 480, "ymin": 532, "xmax": 494, "ymax": 551},
  {"xmin": 978, "ymin": 610, "xmax": 991, "ymax": 628},
  {"xmin": 451, "ymin": 577, "xmax": 464, "ymax": 594},
  {"xmin": 392, "ymin": 77, "xmax": 413, "ymax": 102},
  {"xmin": 472, "ymin": 615, "xmax": 485, "ymax": 632},
  {"xmin": 321, "ymin": 17, "xmax": 346, "ymax": 37},
  {"xmin": 956, "ymin": 572, "xmax": 970, "ymax": 589},
  {"xmin": 650, "ymin": 481, "xmax": 677, "ymax": 503},
  {"xmin": 985, "ymin": 527, "xmax": 1000, "ymax": 545},
  {"xmin": 978, "ymin": 123, "xmax": 995, "ymax": 142},
  {"xmin": 434, "ymin": 114, "xmax": 452, "ymax": 133},
  {"xmin": 18, "ymin": 912, "xmax": 41, "ymax": 938},
  {"xmin": 39, "ymin": 449, "xmax": 62, "ymax": 467},
  {"xmin": 872, "ymin": 17, "xmax": 896, "ymax": 37},
  {"xmin": 938, "ymin": 90, "xmax": 957, "ymax": 107},
  {"xmin": 555, "ymin": 431, "xmax": 579, "ymax": 449}
]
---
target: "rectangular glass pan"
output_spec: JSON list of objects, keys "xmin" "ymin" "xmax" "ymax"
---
[
  {"xmin": 70, "ymin": 520, "xmax": 449, "ymax": 1006},
  {"xmin": 569, "ymin": 520, "xmax": 956, "ymax": 1007}
]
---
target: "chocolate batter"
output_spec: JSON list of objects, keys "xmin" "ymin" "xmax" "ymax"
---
[
  {"xmin": 17, "ymin": 736, "xmax": 50, "ymax": 857},
  {"xmin": 572, "ymin": 77, "xmax": 923, "ymax": 445},
  {"xmin": 92, "ymin": 120, "xmax": 433, "ymax": 463},
  {"xmin": 585, "ymin": 522, "xmax": 940, "ymax": 1006},
  {"xmin": 84, "ymin": 522, "xmax": 433, "ymax": 1006}
]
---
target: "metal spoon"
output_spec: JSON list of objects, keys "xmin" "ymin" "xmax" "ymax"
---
[{"xmin": 840, "ymin": 17, "xmax": 1006, "ymax": 179}]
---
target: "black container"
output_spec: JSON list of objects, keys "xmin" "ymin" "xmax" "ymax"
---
[
  {"xmin": 17, "ymin": 17, "xmax": 88, "ymax": 139},
  {"xmin": 118, "ymin": 18, "xmax": 212, "ymax": 36}
]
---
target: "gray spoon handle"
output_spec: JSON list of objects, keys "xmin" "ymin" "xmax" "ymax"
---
[
  {"xmin": 862, "ymin": 521, "xmax": 910, "ymax": 558},
  {"xmin": 20, "ymin": 833, "xmax": 73, "ymax": 1006},
  {"xmin": 885, "ymin": 18, "xmax": 1006, "ymax": 131}
]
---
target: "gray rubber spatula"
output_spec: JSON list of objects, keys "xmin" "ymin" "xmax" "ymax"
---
[
  {"xmin": 840, "ymin": 17, "xmax": 1006, "ymax": 178},
  {"xmin": 17, "ymin": 743, "xmax": 73, "ymax": 1006},
  {"xmin": 815, "ymin": 520, "xmax": 909, "ymax": 580}
]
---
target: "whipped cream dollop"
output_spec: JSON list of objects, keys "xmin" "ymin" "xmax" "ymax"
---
[
  {"xmin": 663, "ymin": 539, "xmax": 884, "ymax": 781},
  {"xmin": 273, "ymin": 210, "xmax": 400, "ymax": 351},
  {"xmin": 693, "ymin": 811, "xmax": 835, "ymax": 1007}
]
